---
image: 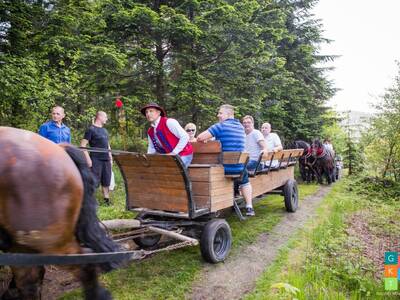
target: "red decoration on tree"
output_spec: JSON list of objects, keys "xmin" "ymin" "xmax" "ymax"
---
[{"xmin": 115, "ymin": 98, "xmax": 123, "ymax": 108}]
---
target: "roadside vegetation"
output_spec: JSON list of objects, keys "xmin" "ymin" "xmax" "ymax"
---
[{"xmin": 245, "ymin": 176, "xmax": 400, "ymax": 300}]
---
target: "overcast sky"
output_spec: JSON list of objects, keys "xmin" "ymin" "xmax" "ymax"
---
[{"xmin": 312, "ymin": 0, "xmax": 400, "ymax": 113}]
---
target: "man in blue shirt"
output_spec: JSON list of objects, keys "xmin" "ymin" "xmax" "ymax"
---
[
  {"xmin": 39, "ymin": 106, "xmax": 71, "ymax": 144},
  {"xmin": 197, "ymin": 104, "xmax": 255, "ymax": 216}
]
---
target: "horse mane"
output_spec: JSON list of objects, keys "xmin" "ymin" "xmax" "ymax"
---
[
  {"xmin": 63, "ymin": 145, "xmax": 121, "ymax": 272},
  {"xmin": 294, "ymin": 140, "xmax": 310, "ymax": 149},
  {"xmin": 312, "ymin": 138, "xmax": 323, "ymax": 148}
]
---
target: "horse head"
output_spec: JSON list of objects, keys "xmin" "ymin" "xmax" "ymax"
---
[
  {"xmin": 311, "ymin": 139, "xmax": 324, "ymax": 157},
  {"xmin": 289, "ymin": 140, "xmax": 311, "ymax": 157}
]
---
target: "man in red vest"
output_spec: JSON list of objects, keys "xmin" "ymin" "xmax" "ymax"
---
[{"xmin": 141, "ymin": 103, "xmax": 193, "ymax": 167}]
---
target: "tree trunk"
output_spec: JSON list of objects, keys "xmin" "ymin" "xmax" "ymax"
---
[{"xmin": 382, "ymin": 142, "xmax": 395, "ymax": 178}]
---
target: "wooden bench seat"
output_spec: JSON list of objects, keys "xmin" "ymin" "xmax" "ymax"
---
[
  {"xmin": 250, "ymin": 148, "xmax": 304, "ymax": 176},
  {"xmin": 191, "ymin": 141, "xmax": 249, "ymax": 166}
]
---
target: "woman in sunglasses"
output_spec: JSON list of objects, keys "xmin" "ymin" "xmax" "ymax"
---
[{"xmin": 184, "ymin": 123, "xmax": 197, "ymax": 142}]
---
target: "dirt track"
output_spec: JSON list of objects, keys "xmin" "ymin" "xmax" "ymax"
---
[{"xmin": 188, "ymin": 185, "xmax": 332, "ymax": 300}]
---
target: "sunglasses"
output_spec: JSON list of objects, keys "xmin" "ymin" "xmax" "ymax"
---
[{"xmin": 186, "ymin": 129, "xmax": 195, "ymax": 132}]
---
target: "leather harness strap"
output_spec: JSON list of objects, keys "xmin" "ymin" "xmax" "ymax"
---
[{"xmin": 0, "ymin": 250, "xmax": 145, "ymax": 266}]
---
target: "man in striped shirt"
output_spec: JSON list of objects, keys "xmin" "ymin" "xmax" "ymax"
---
[{"xmin": 197, "ymin": 104, "xmax": 255, "ymax": 216}]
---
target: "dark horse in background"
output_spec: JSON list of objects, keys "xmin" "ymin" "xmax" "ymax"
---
[
  {"xmin": 0, "ymin": 127, "xmax": 120, "ymax": 300},
  {"xmin": 310, "ymin": 138, "xmax": 336, "ymax": 184},
  {"xmin": 289, "ymin": 140, "xmax": 316, "ymax": 183}
]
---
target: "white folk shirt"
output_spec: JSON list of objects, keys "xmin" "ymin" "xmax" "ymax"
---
[{"xmin": 147, "ymin": 116, "xmax": 189, "ymax": 155}]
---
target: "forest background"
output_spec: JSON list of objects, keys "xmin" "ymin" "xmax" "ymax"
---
[
  {"xmin": 1, "ymin": 0, "xmax": 399, "ymax": 180},
  {"xmin": 0, "ymin": 0, "xmax": 336, "ymax": 146}
]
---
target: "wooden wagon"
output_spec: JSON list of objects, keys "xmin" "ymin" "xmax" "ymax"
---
[{"xmin": 113, "ymin": 141, "xmax": 304, "ymax": 263}]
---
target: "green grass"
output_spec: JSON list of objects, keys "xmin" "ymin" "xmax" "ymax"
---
[
  {"xmin": 245, "ymin": 178, "xmax": 400, "ymax": 300},
  {"xmin": 60, "ymin": 182, "xmax": 319, "ymax": 299},
  {"xmin": 96, "ymin": 165, "xmax": 136, "ymax": 220}
]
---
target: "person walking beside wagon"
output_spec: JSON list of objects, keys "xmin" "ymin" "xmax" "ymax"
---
[
  {"xmin": 242, "ymin": 115, "xmax": 268, "ymax": 172},
  {"xmin": 38, "ymin": 106, "xmax": 71, "ymax": 144},
  {"xmin": 197, "ymin": 104, "xmax": 255, "ymax": 216},
  {"xmin": 81, "ymin": 111, "xmax": 113, "ymax": 206},
  {"xmin": 141, "ymin": 103, "xmax": 193, "ymax": 167}
]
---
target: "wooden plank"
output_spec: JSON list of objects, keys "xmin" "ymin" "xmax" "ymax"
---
[
  {"xmin": 193, "ymin": 195, "xmax": 210, "ymax": 209},
  {"xmin": 192, "ymin": 141, "xmax": 222, "ymax": 153},
  {"xmin": 120, "ymin": 165, "xmax": 183, "ymax": 176},
  {"xmin": 188, "ymin": 167, "xmax": 210, "ymax": 182},
  {"xmin": 211, "ymin": 196, "xmax": 234, "ymax": 212},
  {"xmin": 222, "ymin": 152, "xmax": 249, "ymax": 164},
  {"xmin": 116, "ymin": 153, "xmax": 178, "ymax": 162},
  {"xmin": 192, "ymin": 181, "xmax": 210, "ymax": 196},
  {"xmin": 281, "ymin": 150, "xmax": 294, "ymax": 159},
  {"xmin": 210, "ymin": 178, "xmax": 232, "ymax": 189},
  {"xmin": 191, "ymin": 153, "xmax": 220, "ymax": 164},
  {"xmin": 127, "ymin": 185, "xmax": 187, "ymax": 198},
  {"xmin": 210, "ymin": 166, "xmax": 225, "ymax": 175},
  {"xmin": 211, "ymin": 185, "xmax": 234, "ymax": 197},
  {"xmin": 126, "ymin": 178, "xmax": 185, "ymax": 189},
  {"xmin": 189, "ymin": 165, "xmax": 225, "ymax": 182},
  {"xmin": 128, "ymin": 193, "xmax": 188, "ymax": 212},
  {"xmin": 261, "ymin": 151, "xmax": 275, "ymax": 161},
  {"xmin": 115, "ymin": 156, "xmax": 179, "ymax": 168},
  {"xmin": 122, "ymin": 173, "xmax": 185, "ymax": 184},
  {"xmin": 250, "ymin": 167, "xmax": 294, "ymax": 197}
]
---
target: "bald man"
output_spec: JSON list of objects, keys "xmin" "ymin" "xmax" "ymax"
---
[
  {"xmin": 39, "ymin": 106, "xmax": 71, "ymax": 144},
  {"xmin": 81, "ymin": 111, "xmax": 113, "ymax": 205}
]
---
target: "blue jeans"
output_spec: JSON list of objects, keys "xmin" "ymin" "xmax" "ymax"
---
[
  {"xmin": 180, "ymin": 154, "xmax": 193, "ymax": 168},
  {"xmin": 246, "ymin": 160, "xmax": 260, "ymax": 171}
]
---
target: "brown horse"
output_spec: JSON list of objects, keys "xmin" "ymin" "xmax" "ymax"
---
[
  {"xmin": 310, "ymin": 138, "xmax": 336, "ymax": 184},
  {"xmin": 0, "ymin": 127, "xmax": 120, "ymax": 300}
]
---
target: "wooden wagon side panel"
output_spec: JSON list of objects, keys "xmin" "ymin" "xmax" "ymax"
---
[
  {"xmin": 250, "ymin": 167, "xmax": 295, "ymax": 197},
  {"xmin": 189, "ymin": 165, "xmax": 233, "ymax": 212},
  {"xmin": 115, "ymin": 154, "xmax": 189, "ymax": 213}
]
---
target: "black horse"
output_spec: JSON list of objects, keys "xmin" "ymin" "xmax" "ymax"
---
[
  {"xmin": 310, "ymin": 138, "xmax": 336, "ymax": 184},
  {"xmin": 289, "ymin": 140, "xmax": 316, "ymax": 183}
]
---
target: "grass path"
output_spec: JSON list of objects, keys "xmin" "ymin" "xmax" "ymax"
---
[{"xmin": 188, "ymin": 185, "xmax": 332, "ymax": 300}]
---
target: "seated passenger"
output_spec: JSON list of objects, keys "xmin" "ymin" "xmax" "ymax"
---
[
  {"xmin": 197, "ymin": 104, "xmax": 255, "ymax": 216},
  {"xmin": 140, "ymin": 103, "xmax": 193, "ymax": 168},
  {"xmin": 261, "ymin": 122, "xmax": 283, "ymax": 168},
  {"xmin": 323, "ymin": 138, "xmax": 335, "ymax": 156},
  {"xmin": 242, "ymin": 115, "xmax": 267, "ymax": 172},
  {"xmin": 184, "ymin": 123, "xmax": 197, "ymax": 143}
]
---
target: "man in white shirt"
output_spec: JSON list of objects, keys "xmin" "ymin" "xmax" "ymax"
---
[
  {"xmin": 141, "ymin": 103, "xmax": 193, "ymax": 167},
  {"xmin": 242, "ymin": 115, "xmax": 267, "ymax": 171},
  {"xmin": 261, "ymin": 122, "xmax": 283, "ymax": 167}
]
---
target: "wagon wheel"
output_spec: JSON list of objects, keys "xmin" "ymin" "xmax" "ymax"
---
[
  {"xmin": 133, "ymin": 233, "xmax": 162, "ymax": 249},
  {"xmin": 283, "ymin": 179, "xmax": 298, "ymax": 213},
  {"xmin": 200, "ymin": 219, "xmax": 232, "ymax": 263}
]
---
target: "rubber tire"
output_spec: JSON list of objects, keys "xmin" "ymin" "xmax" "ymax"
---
[
  {"xmin": 283, "ymin": 179, "xmax": 299, "ymax": 213},
  {"xmin": 200, "ymin": 219, "xmax": 232, "ymax": 263},
  {"xmin": 133, "ymin": 234, "xmax": 161, "ymax": 249}
]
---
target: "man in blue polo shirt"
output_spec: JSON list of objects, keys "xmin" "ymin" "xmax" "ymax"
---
[
  {"xmin": 197, "ymin": 104, "xmax": 255, "ymax": 216},
  {"xmin": 39, "ymin": 106, "xmax": 71, "ymax": 144}
]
